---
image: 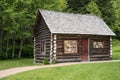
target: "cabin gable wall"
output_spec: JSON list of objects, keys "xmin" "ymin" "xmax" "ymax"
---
[{"xmin": 34, "ymin": 13, "xmax": 51, "ymax": 63}]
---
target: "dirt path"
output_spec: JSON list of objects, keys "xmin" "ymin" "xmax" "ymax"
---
[{"xmin": 0, "ymin": 60, "xmax": 120, "ymax": 79}]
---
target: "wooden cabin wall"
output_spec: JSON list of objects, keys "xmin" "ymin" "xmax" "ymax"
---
[
  {"xmin": 56, "ymin": 34, "xmax": 110, "ymax": 63},
  {"xmin": 89, "ymin": 36, "xmax": 110, "ymax": 61},
  {"xmin": 34, "ymin": 14, "xmax": 51, "ymax": 63},
  {"xmin": 56, "ymin": 34, "xmax": 81, "ymax": 63}
]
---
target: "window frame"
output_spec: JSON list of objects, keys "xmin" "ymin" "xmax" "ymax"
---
[
  {"xmin": 40, "ymin": 40, "xmax": 46, "ymax": 55},
  {"xmin": 93, "ymin": 41, "xmax": 104, "ymax": 49},
  {"xmin": 64, "ymin": 40, "xmax": 78, "ymax": 54}
]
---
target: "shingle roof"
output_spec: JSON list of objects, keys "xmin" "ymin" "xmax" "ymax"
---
[{"xmin": 39, "ymin": 9, "xmax": 115, "ymax": 36}]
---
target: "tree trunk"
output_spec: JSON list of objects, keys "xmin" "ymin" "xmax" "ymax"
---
[
  {"xmin": 18, "ymin": 38, "xmax": 24, "ymax": 59},
  {"xmin": 12, "ymin": 36, "xmax": 15, "ymax": 59},
  {"xmin": 5, "ymin": 39, "xmax": 9, "ymax": 58},
  {"xmin": 0, "ymin": 19, "xmax": 2, "ymax": 58}
]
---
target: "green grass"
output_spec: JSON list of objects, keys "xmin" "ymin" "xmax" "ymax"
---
[
  {"xmin": 112, "ymin": 39, "xmax": 120, "ymax": 60},
  {"xmin": 0, "ymin": 58, "xmax": 40, "ymax": 70},
  {"xmin": 1, "ymin": 62, "xmax": 120, "ymax": 80}
]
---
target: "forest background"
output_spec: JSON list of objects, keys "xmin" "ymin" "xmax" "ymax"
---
[{"xmin": 0, "ymin": 0, "xmax": 120, "ymax": 59}]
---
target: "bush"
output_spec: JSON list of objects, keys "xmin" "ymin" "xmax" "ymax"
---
[
  {"xmin": 43, "ymin": 58, "xmax": 49, "ymax": 65},
  {"xmin": 0, "ymin": 44, "xmax": 34, "ymax": 60},
  {"xmin": 52, "ymin": 59, "xmax": 56, "ymax": 64},
  {"xmin": 21, "ymin": 45, "xmax": 33, "ymax": 58},
  {"xmin": 0, "ymin": 53, "xmax": 7, "ymax": 60}
]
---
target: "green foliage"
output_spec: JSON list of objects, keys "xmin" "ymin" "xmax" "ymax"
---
[
  {"xmin": 52, "ymin": 59, "xmax": 57, "ymax": 64},
  {"xmin": 1, "ymin": 43, "xmax": 33, "ymax": 59},
  {"xmin": 0, "ymin": 51, "xmax": 7, "ymax": 60},
  {"xmin": 66, "ymin": 0, "xmax": 90, "ymax": 13},
  {"xmin": 0, "ymin": 0, "xmax": 120, "ymax": 59},
  {"xmin": 1, "ymin": 62, "xmax": 120, "ymax": 80},
  {"xmin": 21, "ymin": 45, "xmax": 34, "ymax": 58},
  {"xmin": 94, "ymin": 0, "xmax": 115, "ymax": 26},
  {"xmin": 85, "ymin": 0, "xmax": 102, "ymax": 17},
  {"xmin": 112, "ymin": 0, "xmax": 120, "ymax": 40},
  {"xmin": 0, "ymin": 0, "xmax": 68, "ymax": 59},
  {"xmin": 43, "ymin": 58, "xmax": 49, "ymax": 65}
]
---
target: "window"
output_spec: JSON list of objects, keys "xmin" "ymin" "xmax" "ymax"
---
[
  {"xmin": 93, "ymin": 41, "xmax": 104, "ymax": 48},
  {"xmin": 64, "ymin": 40, "xmax": 78, "ymax": 54},
  {"xmin": 40, "ymin": 41, "xmax": 46, "ymax": 55}
]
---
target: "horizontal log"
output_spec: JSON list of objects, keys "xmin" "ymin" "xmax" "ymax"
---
[
  {"xmin": 37, "ymin": 35, "xmax": 51, "ymax": 38},
  {"xmin": 56, "ymin": 53, "xmax": 81, "ymax": 56},
  {"xmin": 35, "ymin": 51, "xmax": 41, "ymax": 53},
  {"xmin": 57, "ymin": 45, "xmax": 63, "ymax": 48},
  {"xmin": 35, "ymin": 54, "xmax": 50, "ymax": 57},
  {"xmin": 90, "ymin": 51, "xmax": 109, "ymax": 54},
  {"xmin": 45, "ymin": 51, "xmax": 50, "ymax": 53},
  {"xmin": 90, "ymin": 54, "xmax": 110, "ymax": 58},
  {"xmin": 35, "ymin": 59, "xmax": 50, "ymax": 63},
  {"xmin": 57, "ymin": 55, "xmax": 81, "ymax": 59},
  {"xmin": 57, "ymin": 40, "xmax": 63, "ymax": 43},
  {"xmin": 35, "ymin": 48, "xmax": 41, "ymax": 51},
  {"xmin": 57, "ymin": 58, "xmax": 81, "ymax": 63},
  {"xmin": 90, "ymin": 57, "xmax": 110, "ymax": 61},
  {"xmin": 45, "ymin": 44, "xmax": 51, "ymax": 46},
  {"xmin": 38, "ymin": 31, "xmax": 50, "ymax": 35},
  {"xmin": 39, "ymin": 26, "xmax": 48, "ymax": 30},
  {"xmin": 57, "ymin": 49, "xmax": 63, "ymax": 52},
  {"xmin": 58, "ymin": 37, "xmax": 79, "ymax": 39},
  {"xmin": 36, "ymin": 57, "xmax": 50, "ymax": 60},
  {"xmin": 46, "ymin": 52, "xmax": 50, "ymax": 54},
  {"xmin": 57, "ymin": 43, "xmax": 63, "ymax": 45},
  {"xmin": 90, "ymin": 37, "xmax": 109, "ymax": 40},
  {"xmin": 57, "ymin": 35, "xmax": 79, "ymax": 37}
]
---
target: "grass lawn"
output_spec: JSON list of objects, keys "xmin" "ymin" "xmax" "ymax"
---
[
  {"xmin": 112, "ymin": 39, "xmax": 120, "ymax": 60},
  {"xmin": 0, "ymin": 62, "xmax": 120, "ymax": 80},
  {"xmin": 0, "ymin": 58, "xmax": 41, "ymax": 70}
]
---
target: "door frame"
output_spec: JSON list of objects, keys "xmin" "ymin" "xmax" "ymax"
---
[
  {"xmin": 81, "ymin": 38, "xmax": 90, "ymax": 61},
  {"xmin": 88, "ymin": 38, "xmax": 90, "ymax": 61}
]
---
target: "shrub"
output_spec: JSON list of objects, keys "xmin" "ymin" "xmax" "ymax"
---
[
  {"xmin": 21, "ymin": 45, "xmax": 33, "ymax": 58},
  {"xmin": 43, "ymin": 58, "xmax": 49, "ymax": 65},
  {"xmin": 52, "ymin": 59, "xmax": 56, "ymax": 64}
]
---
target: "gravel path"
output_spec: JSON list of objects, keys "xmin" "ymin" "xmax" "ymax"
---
[{"xmin": 0, "ymin": 60, "xmax": 120, "ymax": 79}]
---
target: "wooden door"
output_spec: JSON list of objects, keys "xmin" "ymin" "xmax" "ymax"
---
[{"xmin": 81, "ymin": 38, "xmax": 88, "ymax": 61}]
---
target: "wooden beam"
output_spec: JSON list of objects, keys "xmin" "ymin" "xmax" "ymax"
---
[
  {"xmin": 50, "ymin": 34, "xmax": 53, "ymax": 63},
  {"xmin": 53, "ymin": 34, "xmax": 57, "ymax": 62},
  {"xmin": 34, "ymin": 37, "xmax": 36, "ymax": 63},
  {"xmin": 110, "ymin": 36, "xmax": 112, "ymax": 58}
]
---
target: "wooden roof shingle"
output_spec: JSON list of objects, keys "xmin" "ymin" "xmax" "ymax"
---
[{"xmin": 39, "ymin": 9, "xmax": 115, "ymax": 36}]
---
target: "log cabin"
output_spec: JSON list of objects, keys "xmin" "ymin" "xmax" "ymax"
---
[{"xmin": 34, "ymin": 9, "xmax": 115, "ymax": 63}]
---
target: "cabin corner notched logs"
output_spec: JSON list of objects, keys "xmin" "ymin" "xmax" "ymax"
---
[{"xmin": 34, "ymin": 9, "xmax": 115, "ymax": 63}]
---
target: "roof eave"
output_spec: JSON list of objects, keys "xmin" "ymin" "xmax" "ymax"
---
[{"xmin": 52, "ymin": 32, "xmax": 116, "ymax": 36}]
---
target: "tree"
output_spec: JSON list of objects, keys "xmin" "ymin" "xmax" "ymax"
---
[
  {"xmin": 94, "ymin": 0, "xmax": 115, "ymax": 28},
  {"xmin": 85, "ymin": 0, "xmax": 102, "ymax": 17},
  {"xmin": 14, "ymin": 0, "xmax": 68, "ymax": 58},
  {"xmin": 112, "ymin": 0, "xmax": 120, "ymax": 39},
  {"xmin": 0, "ymin": 0, "xmax": 68, "ymax": 59},
  {"xmin": 0, "ymin": 0, "xmax": 15, "ymax": 58},
  {"xmin": 0, "ymin": 0, "xmax": 5, "ymax": 58},
  {"xmin": 65, "ymin": 0, "xmax": 90, "ymax": 13}
]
